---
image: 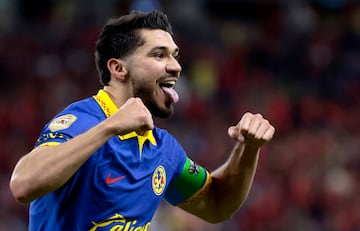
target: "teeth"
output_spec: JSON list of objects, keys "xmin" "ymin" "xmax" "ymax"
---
[{"xmin": 161, "ymin": 80, "xmax": 176, "ymax": 88}]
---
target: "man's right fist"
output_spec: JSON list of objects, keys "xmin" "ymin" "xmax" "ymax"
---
[{"xmin": 109, "ymin": 97, "xmax": 154, "ymax": 136}]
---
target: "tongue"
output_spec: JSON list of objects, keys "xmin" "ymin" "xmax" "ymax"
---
[{"xmin": 161, "ymin": 87, "xmax": 179, "ymax": 103}]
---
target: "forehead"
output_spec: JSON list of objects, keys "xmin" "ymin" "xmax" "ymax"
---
[{"xmin": 138, "ymin": 29, "xmax": 178, "ymax": 52}]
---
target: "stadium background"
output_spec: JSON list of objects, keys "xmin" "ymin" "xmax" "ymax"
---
[{"xmin": 0, "ymin": 0, "xmax": 359, "ymax": 230}]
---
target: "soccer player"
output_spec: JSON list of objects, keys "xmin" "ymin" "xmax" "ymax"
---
[{"xmin": 9, "ymin": 10, "xmax": 275, "ymax": 230}]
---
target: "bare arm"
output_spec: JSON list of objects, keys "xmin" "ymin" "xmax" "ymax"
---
[
  {"xmin": 9, "ymin": 97, "xmax": 153, "ymax": 204},
  {"xmin": 180, "ymin": 112, "xmax": 275, "ymax": 223}
]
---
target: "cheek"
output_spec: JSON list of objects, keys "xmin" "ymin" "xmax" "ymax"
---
[
  {"xmin": 131, "ymin": 77, "xmax": 155, "ymax": 98},
  {"xmin": 136, "ymin": 60, "xmax": 164, "ymax": 77},
  {"xmin": 128, "ymin": 60, "xmax": 164, "ymax": 93}
]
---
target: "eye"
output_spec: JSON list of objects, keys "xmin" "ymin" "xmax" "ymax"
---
[
  {"xmin": 154, "ymin": 52, "xmax": 165, "ymax": 59},
  {"xmin": 173, "ymin": 53, "xmax": 180, "ymax": 61}
]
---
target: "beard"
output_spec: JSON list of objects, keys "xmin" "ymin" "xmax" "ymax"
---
[{"xmin": 131, "ymin": 78, "xmax": 174, "ymax": 118}]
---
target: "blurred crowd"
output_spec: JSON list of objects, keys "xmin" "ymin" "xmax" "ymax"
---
[{"xmin": 0, "ymin": 0, "xmax": 360, "ymax": 230}]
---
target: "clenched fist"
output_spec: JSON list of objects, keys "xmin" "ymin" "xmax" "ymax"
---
[
  {"xmin": 107, "ymin": 97, "xmax": 154, "ymax": 136},
  {"xmin": 228, "ymin": 112, "xmax": 275, "ymax": 148}
]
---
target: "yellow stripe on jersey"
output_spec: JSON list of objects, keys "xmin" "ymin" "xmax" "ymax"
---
[{"xmin": 38, "ymin": 142, "xmax": 61, "ymax": 147}]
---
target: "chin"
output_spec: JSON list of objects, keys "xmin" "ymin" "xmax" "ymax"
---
[
  {"xmin": 141, "ymin": 97, "xmax": 174, "ymax": 118},
  {"xmin": 153, "ymin": 108, "xmax": 174, "ymax": 119},
  {"xmin": 149, "ymin": 104, "xmax": 174, "ymax": 119}
]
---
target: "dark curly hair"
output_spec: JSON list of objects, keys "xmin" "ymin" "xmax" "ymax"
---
[{"xmin": 95, "ymin": 10, "xmax": 174, "ymax": 86}]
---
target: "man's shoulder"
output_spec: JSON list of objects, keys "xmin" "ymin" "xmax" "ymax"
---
[
  {"xmin": 46, "ymin": 96, "xmax": 103, "ymax": 133},
  {"xmin": 64, "ymin": 96, "xmax": 98, "ymax": 113}
]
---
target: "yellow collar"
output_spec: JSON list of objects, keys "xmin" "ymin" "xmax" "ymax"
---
[{"xmin": 93, "ymin": 89, "xmax": 157, "ymax": 158}]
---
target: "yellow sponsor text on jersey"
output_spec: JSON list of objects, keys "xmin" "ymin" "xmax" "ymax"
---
[{"xmin": 90, "ymin": 213, "xmax": 151, "ymax": 231}]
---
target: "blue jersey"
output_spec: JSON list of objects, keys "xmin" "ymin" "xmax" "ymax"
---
[{"xmin": 29, "ymin": 90, "xmax": 211, "ymax": 231}]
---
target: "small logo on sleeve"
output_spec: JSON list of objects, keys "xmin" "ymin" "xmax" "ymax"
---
[
  {"xmin": 188, "ymin": 160, "xmax": 200, "ymax": 175},
  {"xmin": 49, "ymin": 114, "xmax": 77, "ymax": 132}
]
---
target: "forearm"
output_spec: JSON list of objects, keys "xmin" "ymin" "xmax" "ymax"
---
[
  {"xmin": 180, "ymin": 142, "xmax": 260, "ymax": 223},
  {"xmin": 9, "ymin": 121, "xmax": 114, "ymax": 204},
  {"xmin": 210, "ymin": 142, "xmax": 260, "ymax": 217},
  {"xmin": 180, "ymin": 113, "xmax": 274, "ymax": 223}
]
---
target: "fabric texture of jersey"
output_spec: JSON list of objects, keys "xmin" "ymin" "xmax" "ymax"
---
[{"xmin": 29, "ymin": 90, "xmax": 210, "ymax": 231}]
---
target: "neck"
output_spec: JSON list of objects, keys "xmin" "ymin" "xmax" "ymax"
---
[{"xmin": 103, "ymin": 85, "xmax": 129, "ymax": 108}]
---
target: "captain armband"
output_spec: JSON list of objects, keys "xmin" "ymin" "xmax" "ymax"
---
[{"xmin": 165, "ymin": 157, "xmax": 211, "ymax": 206}]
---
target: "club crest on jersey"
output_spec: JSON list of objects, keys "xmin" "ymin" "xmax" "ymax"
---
[
  {"xmin": 49, "ymin": 114, "xmax": 77, "ymax": 132},
  {"xmin": 152, "ymin": 165, "xmax": 166, "ymax": 196}
]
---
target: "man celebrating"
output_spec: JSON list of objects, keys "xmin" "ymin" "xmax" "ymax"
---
[{"xmin": 9, "ymin": 10, "xmax": 275, "ymax": 230}]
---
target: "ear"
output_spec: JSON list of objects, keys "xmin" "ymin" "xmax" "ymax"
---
[{"xmin": 107, "ymin": 58, "xmax": 128, "ymax": 81}]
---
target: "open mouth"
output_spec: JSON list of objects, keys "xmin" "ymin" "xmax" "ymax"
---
[
  {"xmin": 159, "ymin": 80, "xmax": 176, "ymax": 89},
  {"xmin": 159, "ymin": 80, "xmax": 179, "ymax": 103}
]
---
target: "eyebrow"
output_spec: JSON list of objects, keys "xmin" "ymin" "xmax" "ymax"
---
[{"xmin": 150, "ymin": 46, "xmax": 180, "ymax": 55}]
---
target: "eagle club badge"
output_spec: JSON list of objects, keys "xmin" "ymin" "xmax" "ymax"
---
[
  {"xmin": 152, "ymin": 165, "xmax": 166, "ymax": 196},
  {"xmin": 49, "ymin": 114, "xmax": 77, "ymax": 132}
]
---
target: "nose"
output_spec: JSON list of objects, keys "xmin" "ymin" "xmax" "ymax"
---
[{"xmin": 166, "ymin": 57, "xmax": 182, "ymax": 76}]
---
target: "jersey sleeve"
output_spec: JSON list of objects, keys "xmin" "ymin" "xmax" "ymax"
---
[
  {"xmin": 164, "ymin": 156, "xmax": 211, "ymax": 206},
  {"xmin": 35, "ymin": 100, "xmax": 100, "ymax": 147}
]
